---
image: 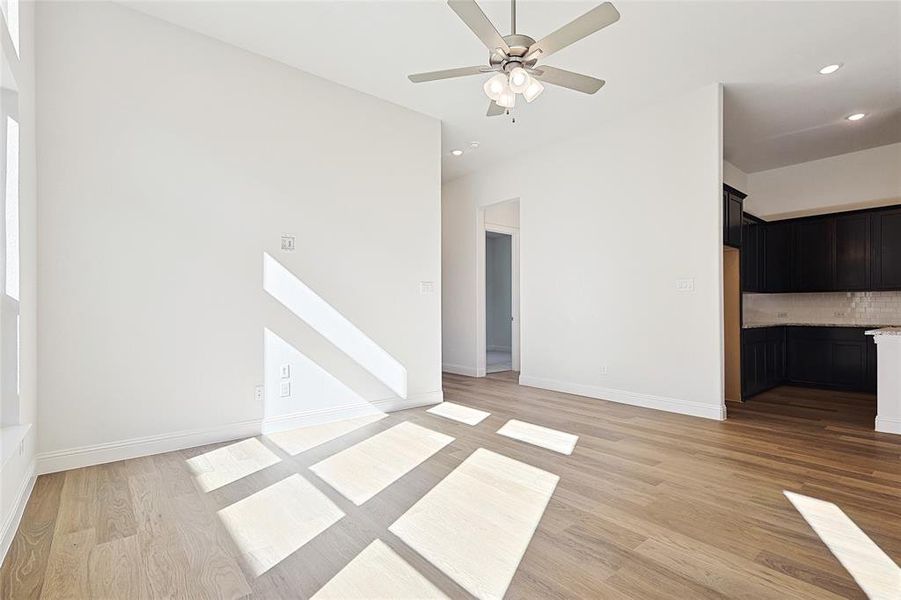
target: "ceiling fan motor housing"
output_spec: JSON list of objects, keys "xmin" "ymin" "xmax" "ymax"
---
[{"xmin": 490, "ymin": 34, "xmax": 539, "ymax": 71}]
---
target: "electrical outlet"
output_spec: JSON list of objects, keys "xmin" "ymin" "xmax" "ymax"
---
[
  {"xmin": 280, "ymin": 382, "xmax": 291, "ymax": 398},
  {"xmin": 777, "ymin": 312, "xmax": 788, "ymax": 318},
  {"xmin": 419, "ymin": 281, "xmax": 435, "ymax": 294},
  {"xmin": 600, "ymin": 365, "xmax": 608, "ymax": 376},
  {"xmin": 255, "ymin": 385, "xmax": 264, "ymax": 404},
  {"xmin": 281, "ymin": 234, "xmax": 296, "ymax": 252},
  {"xmin": 834, "ymin": 311, "xmax": 846, "ymax": 317}
]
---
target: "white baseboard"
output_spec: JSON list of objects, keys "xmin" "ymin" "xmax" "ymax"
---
[
  {"xmin": 875, "ymin": 416, "xmax": 901, "ymax": 435},
  {"xmin": 1, "ymin": 460, "xmax": 36, "ymax": 564},
  {"xmin": 442, "ymin": 363, "xmax": 479, "ymax": 377},
  {"xmin": 518, "ymin": 375, "xmax": 726, "ymax": 421},
  {"xmin": 36, "ymin": 391, "xmax": 445, "ymax": 474},
  {"xmin": 36, "ymin": 419, "xmax": 262, "ymax": 475},
  {"xmin": 261, "ymin": 391, "xmax": 443, "ymax": 435}
]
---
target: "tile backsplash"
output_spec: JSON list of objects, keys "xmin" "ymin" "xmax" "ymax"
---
[{"xmin": 743, "ymin": 292, "xmax": 901, "ymax": 327}]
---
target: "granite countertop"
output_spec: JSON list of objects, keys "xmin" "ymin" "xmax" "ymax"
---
[
  {"xmin": 742, "ymin": 322, "xmax": 892, "ymax": 329},
  {"xmin": 865, "ymin": 327, "xmax": 901, "ymax": 336}
]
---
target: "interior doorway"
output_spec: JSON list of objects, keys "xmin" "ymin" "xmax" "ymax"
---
[
  {"xmin": 477, "ymin": 199, "xmax": 520, "ymax": 376},
  {"xmin": 486, "ymin": 231, "xmax": 513, "ymax": 373}
]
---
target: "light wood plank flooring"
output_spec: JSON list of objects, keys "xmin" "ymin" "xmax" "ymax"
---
[{"xmin": 2, "ymin": 375, "xmax": 899, "ymax": 598}]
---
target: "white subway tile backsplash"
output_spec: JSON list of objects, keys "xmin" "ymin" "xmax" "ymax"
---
[{"xmin": 743, "ymin": 291, "xmax": 901, "ymax": 327}]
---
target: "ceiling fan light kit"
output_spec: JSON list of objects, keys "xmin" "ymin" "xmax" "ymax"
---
[{"xmin": 408, "ymin": 0, "xmax": 620, "ymax": 117}]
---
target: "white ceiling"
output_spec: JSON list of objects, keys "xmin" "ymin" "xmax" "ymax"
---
[{"xmin": 122, "ymin": 1, "xmax": 901, "ymax": 181}]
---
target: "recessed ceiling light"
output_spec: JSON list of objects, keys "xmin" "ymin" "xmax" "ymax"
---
[
  {"xmin": 469, "ymin": 141, "xmax": 480, "ymax": 149},
  {"xmin": 819, "ymin": 63, "xmax": 842, "ymax": 75},
  {"xmin": 846, "ymin": 113, "xmax": 866, "ymax": 121},
  {"xmin": 450, "ymin": 149, "xmax": 464, "ymax": 156}
]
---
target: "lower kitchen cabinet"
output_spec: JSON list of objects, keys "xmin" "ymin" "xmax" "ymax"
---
[
  {"xmin": 742, "ymin": 326, "xmax": 877, "ymax": 399},
  {"xmin": 741, "ymin": 327, "xmax": 785, "ymax": 398},
  {"xmin": 785, "ymin": 327, "xmax": 876, "ymax": 392}
]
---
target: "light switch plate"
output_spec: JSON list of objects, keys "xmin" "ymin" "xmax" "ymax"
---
[
  {"xmin": 280, "ymin": 364, "xmax": 291, "ymax": 379},
  {"xmin": 675, "ymin": 278, "xmax": 695, "ymax": 292},
  {"xmin": 280, "ymin": 382, "xmax": 291, "ymax": 398}
]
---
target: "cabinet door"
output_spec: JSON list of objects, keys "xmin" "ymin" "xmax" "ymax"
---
[
  {"xmin": 723, "ymin": 190, "xmax": 744, "ymax": 248},
  {"xmin": 872, "ymin": 209, "xmax": 901, "ymax": 290},
  {"xmin": 787, "ymin": 336, "xmax": 831, "ymax": 385},
  {"xmin": 831, "ymin": 342, "xmax": 866, "ymax": 389},
  {"xmin": 834, "ymin": 214, "xmax": 870, "ymax": 290},
  {"xmin": 742, "ymin": 219, "xmax": 761, "ymax": 292},
  {"xmin": 793, "ymin": 218, "xmax": 834, "ymax": 291},
  {"xmin": 765, "ymin": 221, "xmax": 792, "ymax": 292}
]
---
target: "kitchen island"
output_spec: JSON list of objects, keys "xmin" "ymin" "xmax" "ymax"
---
[{"xmin": 866, "ymin": 327, "xmax": 901, "ymax": 434}]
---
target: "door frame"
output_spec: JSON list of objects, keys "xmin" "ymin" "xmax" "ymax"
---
[{"xmin": 478, "ymin": 218, "xmax": 520, "ymax": 376}]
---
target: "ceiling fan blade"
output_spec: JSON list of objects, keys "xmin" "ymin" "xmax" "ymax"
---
[
  {"xmin": 448, "ymin": 0, "xmax": 511, "ymax": 55},
  {"xmin": 487, "ymin": 101, "xmax": 505, "ymax": 117},
  {"xmin": 533, "ymin": 65, "xmax": 605, "ymax": 94},
  {"xmin": 525, "ymin": 2, "xmax": 620, "ymax": 61},
  {"xmin": 408, "ymin": 66, "xmax": 487, "ymax": 83}
]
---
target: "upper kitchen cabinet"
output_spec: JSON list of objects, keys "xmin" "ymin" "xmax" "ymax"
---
[
  {"xmin": 871, "ymin": 208, "xmax": 901, "ymax": 290},
  {"xmin": 763, "ymin": 220, "xmax": 792, "ymax": 292},
  {"xmin": 793, "ymin": 217, "xmax": 834, "ymax": 292},
  {"xmin": 834, "ymin": 213, "xmax": 870, "ymax": 290},
  {"xmin": 723, "ymin": 185, "xmax": 745, "ymax": 248},
  {"xmin": 741, "ymin": 215, "xmax": 765, "ymax": 292},
  {"xmin": 739, "ymin": 204, "xmax": 901, "ymax": 293}
]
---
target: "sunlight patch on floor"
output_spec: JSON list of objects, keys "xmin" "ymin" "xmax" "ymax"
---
[
  {"xmin": 497, "ymin": 419, "xmax": 579, "ymax": 455},
  {"xmin": 426, "ymin": 402, "xmax": 490, "ymax": 425},
  {"xmin": 389, "ymin": 448, "xmax": 559, "ymax": 600},
  {"xmin": 310, "ymin": 422, "xmax": 453, "ymax": 505},
  {"xmin": 218, "ymin": 474, "xmax": 344, "ymax": 577},
  {"xmin": 185, "ymin": 437, "xmax": 281, "ymax": 492},
  {"xmin": 785, "ymin": 491, "xmax": 901, "ymax": 600},
  {"xmin": 311, "ymin": 539, "xmax": 448, "ymax": 599},
  {"xmin": 265, "ymin": 413, "xmax": 388, "ymax": 455}
]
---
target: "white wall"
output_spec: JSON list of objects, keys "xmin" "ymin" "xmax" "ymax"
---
[
  {"xmin": 35, "ymin": 2, "xmax": 441, "ymax": 468},
  {"xmin": 745, "ymin": 143, "xmax": 901, "ymax": 219},
  {"xmin": 1, "ymin": 0, "xmax": 38, "ymax": 560},
  {"xmin": 723, "ymin": 160, "xmax": 748, "ymax": 193},
  {"xmin": 443, "ymin": 84, "xmax": 725, "ymax": 420}
]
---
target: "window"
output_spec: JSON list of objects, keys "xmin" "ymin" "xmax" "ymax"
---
[
  {"xmin": 1, "ymin": 0, "xmax": 19, "ymax": 56},
  {"xmin": 1, "ymin": 113, "xmax": 18, "ymax": 426},
  {"xmin": 5, "ymin": 115, "xmax": 17, "ymax": 301}
]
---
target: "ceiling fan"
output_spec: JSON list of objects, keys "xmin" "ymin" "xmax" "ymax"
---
[{"xmin": 408, "ymin": 0, "xmax": 620, "ymax": 116}]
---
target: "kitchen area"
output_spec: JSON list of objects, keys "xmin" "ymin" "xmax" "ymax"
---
[{"xmin": 722, "ymin": 183, "xmax": 901, "ymax": 434}]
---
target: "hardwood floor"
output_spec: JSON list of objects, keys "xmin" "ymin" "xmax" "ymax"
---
[{"xmin": 2, "ymin": 375, "xmax": 899, "ymax": 598}]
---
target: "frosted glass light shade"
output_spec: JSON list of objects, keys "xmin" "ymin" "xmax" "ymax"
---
[
  {"xmin": 483, "ymin": 73, "xmax": 507, "ymax": 101},
  {"xmin": 496, "ymin": 88, "xmax": 516, "ymax": 108},
  {"xmin": 523, "ymin": 79, "xmax": 545, "ymax": 103},
  {"xmin": 508, "ymin": 67, "xmax": 531, "ymax": 93}
]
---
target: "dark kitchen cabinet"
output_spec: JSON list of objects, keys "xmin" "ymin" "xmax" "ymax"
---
[
  {"xmin": 764, "ymin": 221, "xmax": 792, "ymax": 292},
  {"xmin": 785, "ymin": 327, "xmax": 876, "ymax": 392},
  {"xmin": 871, "ymin": 208, "xmax": 901, "ymax": 290},
  {"xmin": 742, "ymin": 326, "xmax": 876, "ymax": 398},
  {"xmin": 723, "ymin": 186, "xmax": 745, "ymax": 248},
  {"xmin": 741, "ymin": 216, "xmax": 766, "ymax": 292},
  {"xmin": 741, "ymin": 327, "xmax": 785, "ymax": 398},
  {"xmin": 793, "ymin": 218, "xmax": 834, "ymax": 292},
  {"xmin": 740, "ymin": 204, "xmax": 901, "ymax": 293},
  {"xmin": 834, "ymin": 213, "xmax": 870, "ymax": 290}
]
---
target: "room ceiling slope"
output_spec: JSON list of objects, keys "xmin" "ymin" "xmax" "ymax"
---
[{"xmin": 120, "ymin": 1, "xmax": 900, "ymax": 180}]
